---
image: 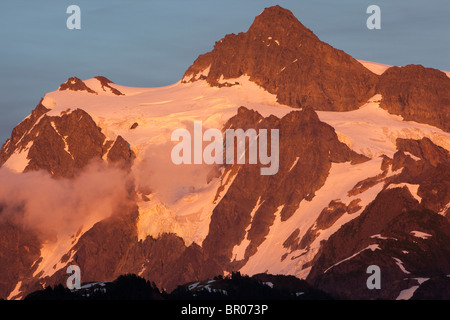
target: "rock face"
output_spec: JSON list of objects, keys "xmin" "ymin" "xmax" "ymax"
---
[
  {"xmin": 0, "ymin": 220, "xmax": 41, "ymax": 299},
  {"xmin": 0, "ymin": 100, "xmax": 49, "ymax": 166},
  {"xmin": 25, "ymin": 109, "xmax": 107, "ymax": 178},
  {"xmin": 377, "ymin": 65, "xmax": 450, "ymax": 132},
  {"xmin": 390, "ymin": 137, "xmax": 450, "ymax": 216},
  {"xmin": 0, "ymin": 104, "xmax": 135, "ymax": 178},
  {"xmin": 202, "ymin": 106, "xmax": 368, "ymax": 269},
  {"xmin": 183, "ymin": 5, "xmax": 379, "ymax": 111}
]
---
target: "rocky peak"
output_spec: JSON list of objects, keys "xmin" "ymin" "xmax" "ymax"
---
[
  {"xmin": 248, "ymin": 6, "xmax": 317, "ymax": 41},
  {"xmin": 183, "ymin": 6, "xmax": 378, "ymax": 112},
  {"xmin": 58, "ymin": 77, "xmax": 97, "ymax": 94}
]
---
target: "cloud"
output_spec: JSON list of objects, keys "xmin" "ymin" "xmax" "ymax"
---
[
  {"xmin": 0, "ymin": 160, "xmax": 134, "ymax": 242},
  {"xmin": 133, "ymin": 140, "xmax": 216, "ymax": 205}
]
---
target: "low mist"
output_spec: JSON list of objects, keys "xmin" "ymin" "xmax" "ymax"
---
[{"xmin": 0, "ymin": 160, "xmax": 135, "ymax": 242}]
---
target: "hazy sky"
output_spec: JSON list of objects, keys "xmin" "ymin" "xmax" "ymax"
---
[{"xmin": 1, "ymin": 0, "xmax": 449, "ymax": 144}]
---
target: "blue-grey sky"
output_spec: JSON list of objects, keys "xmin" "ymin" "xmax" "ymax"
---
[{"xmin": 1, "ymin": 0, "xmax": 449, "ymax": 144}]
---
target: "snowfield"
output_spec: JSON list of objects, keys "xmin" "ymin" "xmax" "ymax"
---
[{"xmin": 5, "ymin": 61, "xmax": 450, "ymax": 291}]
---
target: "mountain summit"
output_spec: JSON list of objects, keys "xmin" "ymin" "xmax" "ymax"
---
[{"xmin": 183, "ymin": 5, "xmax": 379, "ymax": 111}]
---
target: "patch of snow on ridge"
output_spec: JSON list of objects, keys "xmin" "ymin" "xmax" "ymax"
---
[
  {"xmin": 50, "ymin": 121, "xmax": 74, "ymax": 160},
  {"xmin": 438, "ymin": 202, "xmax": 450, "ymax": 216},
  {"xmin": 324, "ymin": 244, "xmax": 380, "ymax": 273},
  {"xmin": 289, "ymin": 157, "xmax": 300, "ymax": 172},
  {"xmin": 387, "ymin": 183, "xmax": 421, "ymax": 202},
  {"xmin": 396, "ymin": 278, "xmax": 429, "ymax": 300},
  {"xmin": 404, "ymin": 152, "xmax": 421, "ymax": 161},
  {"xmin": 7, "ymin": 281, "xmax": 22, "ymax": 300},
  {"xmin": 396, "ymin": 285, "xmax": 419, "ymax": 300},
  {"xmin": 393, "ymin": 257, "xmax": 411, "ymax": 274},
  {"xmin": 370, "ymin": 234, "xmax": 397, "ymax": 241},
  {"xmin": 357, "ymin": 60, "xmax": 392, "ymax": 75},
  {"xmin": 410, "ymin": 231, "xmax": 432, "ymax": 239}
]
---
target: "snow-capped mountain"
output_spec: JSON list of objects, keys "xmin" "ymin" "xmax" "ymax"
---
[{"xmin": 1, "ymin": 6, "xmax": 449, "ymax": 300}]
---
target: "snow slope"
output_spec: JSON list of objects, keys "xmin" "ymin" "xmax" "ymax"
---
[
  {"xmin": 358, "ymin": 60, "xmax": 391, "ymax": 75},
  {"xmin": 317, "ymin": 94, "xmax": 450, "ymax": 158}
]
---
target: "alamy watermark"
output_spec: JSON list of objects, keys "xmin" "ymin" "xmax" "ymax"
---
[
  {"xmin": 66, "ymin": 265, "xmax": 81, "ymax": 290},
  {"xmin": 171, "ymin": 121, "xmax": 279, "ymax": 175},
  {"xmin": 66, "ymin": 5, "xmax": 81, "ymax": 30},
  {"xmin": 366, "ymin": 265, "xmax": 381, "ymax": 289},
  {"xmin": 65, "ymin": 5, "xmax": 381, "ymax": 31},
  {"xmin": 366, "ymin": 5, "xmax": 381, "ymax": 30}
]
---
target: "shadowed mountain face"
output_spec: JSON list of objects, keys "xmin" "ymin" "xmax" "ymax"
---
[
  {"xmin": 0, "ymin": 5, "xmax": 449, "ymax": 300},
  {"xmin": 183, "ymin": 5, "xmax": 379, "ymax": 111}
]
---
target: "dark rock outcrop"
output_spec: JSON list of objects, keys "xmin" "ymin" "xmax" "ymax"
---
[
  {"xmin": 58, "ymin": 77, "xmax": 97, "ymax": 94},
  {"xmin": 94, "ymin": 76, "xmax": 124, "ymax": 96},
  {"xmin": 106, "ymin": 135, "xmax": 136, "ymax": 169},
  {"xmin": 183, "ymin": 5, "xmax": 379, "ymax": 111},
  {"xmin": 377, "ymin": 65, "xmax": 450, "ymax": 132}
]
